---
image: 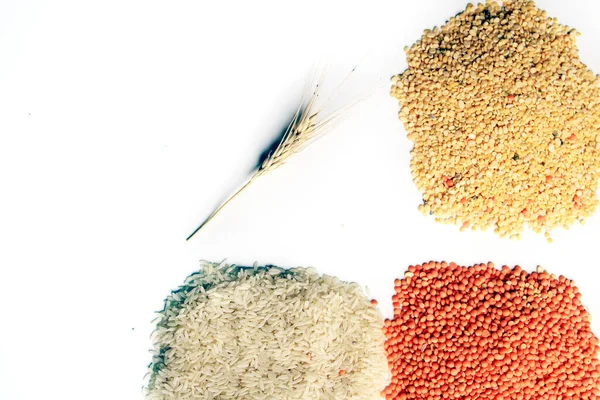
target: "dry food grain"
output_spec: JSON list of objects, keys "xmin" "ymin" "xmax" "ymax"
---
[
  {"xmin": 145, "ymin": 262, "xmax": 389, "ymax": 399},
  {"xmin": 383, "ymin": 261, "xmax": 600, "ymax": 399},
  {"xmin": 391, "ymin": 0, "xmax": 600, "ymax": 240}
]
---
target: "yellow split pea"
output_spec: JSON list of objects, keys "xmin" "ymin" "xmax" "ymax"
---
[{"xmin": 391, "ymin": 0, "xmax": 600, "ymax": 241}]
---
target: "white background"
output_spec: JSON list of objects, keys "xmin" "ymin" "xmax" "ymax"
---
[{"xmin": 1, "ymin": 1, "xmax": 599, "ymax": 399}]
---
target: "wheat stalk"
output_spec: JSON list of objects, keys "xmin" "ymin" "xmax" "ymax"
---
[{"xmin": 186, "ymin": 79, "xmax": 344, "ymax": 241}]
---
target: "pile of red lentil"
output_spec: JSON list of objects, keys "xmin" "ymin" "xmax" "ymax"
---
[{"xmin": 383, "ymin": 262, "xmax": 600, "ymax": 399}]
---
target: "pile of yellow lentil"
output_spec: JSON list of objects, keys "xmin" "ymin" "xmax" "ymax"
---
[{"xmin": 391, "ymin": 0, "xmax": 600, "ymax": 240}]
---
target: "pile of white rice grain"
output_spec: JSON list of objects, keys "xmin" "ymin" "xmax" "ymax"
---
[{"xmin": 145, "ymin": 262, "xmax": 389, "ymax": 400}]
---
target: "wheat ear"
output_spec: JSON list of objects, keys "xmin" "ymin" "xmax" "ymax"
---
[{"xmin": 186, "ymin": 82, "xmax": 337, "ymax": 241}]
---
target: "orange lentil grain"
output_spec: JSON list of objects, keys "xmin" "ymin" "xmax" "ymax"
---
[{"xmin": 384, "ymin": 262, "xmax": 600, "ymax": 399}]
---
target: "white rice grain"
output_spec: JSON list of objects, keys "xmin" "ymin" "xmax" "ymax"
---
[{"xmin": 145, "ymin": 262, "xmax": 389, "ymax": 399}]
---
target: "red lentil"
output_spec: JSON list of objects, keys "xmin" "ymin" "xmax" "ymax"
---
[{"xmin": 383, "ymin": 262, "xmax": 600, "ymax": 399}]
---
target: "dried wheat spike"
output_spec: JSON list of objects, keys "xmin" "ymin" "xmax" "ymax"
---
[{"xmin": 186, "ymin": 80, "xmax": 343, "ymax": 241}]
